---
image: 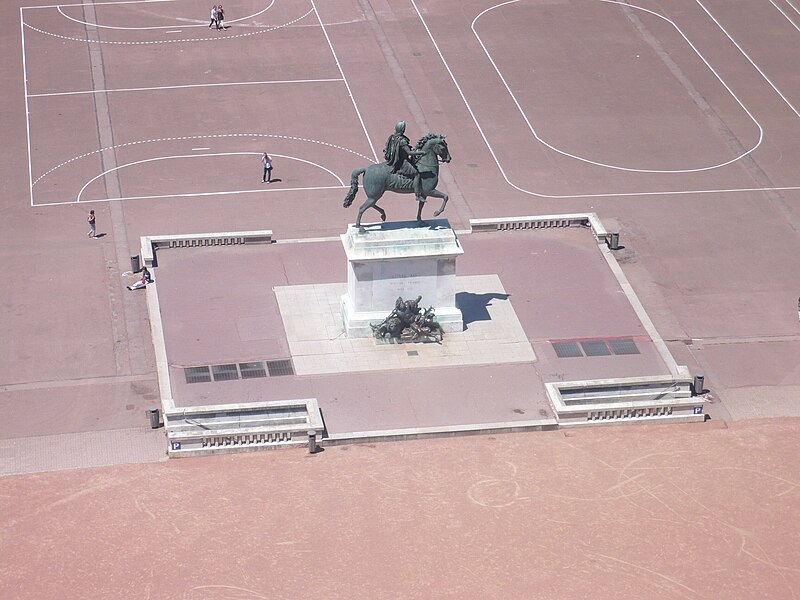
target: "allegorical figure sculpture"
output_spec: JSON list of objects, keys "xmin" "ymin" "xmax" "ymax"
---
[
  {"xmin": 371, "ymin": 296, "xmax": 444, "ymax": 343},
  {"xmin": 343, "ymin": 121, "xmax": 451, "ymax": 232}
]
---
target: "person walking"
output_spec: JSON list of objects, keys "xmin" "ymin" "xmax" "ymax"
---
[
  {"xmin": 216, "ymin": 4, "xmax": 225, "ymax": 29},
  {"xmin": 209, "ymin": 5, "xmax": 218, "ymax": 28},
  {"xmin": 87, "ymin": 209, "xmax": 96, "ymax": 238},
  {"xmin": 262, "ymin": 152, "xmax": 273, "ymax": 183}
]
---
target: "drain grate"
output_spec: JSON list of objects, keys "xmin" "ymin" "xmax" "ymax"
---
[
  {"xmin": 581, "ymin": 340, "xmax": 612, "ymax": 356},
  {"xmin": 211, "ymin": 363, "xmax": 239, "ymax": 381},
  {"xmin": 184, "ymin": 366, "xmax": 212, "ymax": 384},
  {"xmin": 552, "ymin": 341, "xmax": 583, "ymax": 358},
  {"xmin": 185, "ymin": 359, "xmax": 293, "ymax": 382},
  {"xmin": 608, "ymin": 338, "xmax": 640, "ymax": 355},
  {"xmin": 552, "ymin": 338, "xmax": 642, "ymax": 359},
  {"xmin": 239, "ymin": 361, "xmax": 267, "ymax": 379},
  {"xmin": 266, "ymin": 359, "xmax": 294, "ymax": 377}
]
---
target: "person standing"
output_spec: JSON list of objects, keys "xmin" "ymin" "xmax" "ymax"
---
[
  {"xmin": 87, "ymin": 209, "xmax": 96, "ymax": 238},
  {"xmin": 216, "ymin": 4, "xmax": 225, "ymax": 29},
  {"xmin": 262, "ymin": 152, "xmax": 273, "ymax": 183},
  {"xmin": 209, "ymin": 5, "xmax": 218, "ymax": 28}
]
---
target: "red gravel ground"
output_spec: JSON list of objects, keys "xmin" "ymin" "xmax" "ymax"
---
[{"xmin": 2, "ymin": 418, "xmax": 799, "ymax": 599}]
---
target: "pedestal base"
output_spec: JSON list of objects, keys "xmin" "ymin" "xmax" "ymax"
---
[{"xmin": 340, "ymin": 220, "xmax": 464, "ymax": 338}]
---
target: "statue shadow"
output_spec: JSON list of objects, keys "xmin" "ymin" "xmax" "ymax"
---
[{"xmin": 456, "ymin": 292, "xmax": 510, "ymax": 328}]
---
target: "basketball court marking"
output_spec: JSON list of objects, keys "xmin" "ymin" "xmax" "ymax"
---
[
  {"xmin": 474, "ymin": 0, "xmax": 762, "ymax": 174},
  {"xmin": 31, "ymin": 133, "xmax": 370, "ymax": 206},
  {"xmin": 22, "ymin": 7, "xmax": 314, "ymax": 45},
  {"xmin": 27, "ymin": 78, "xmax": 345, "ymax": 98},
  {"xmin": 76, "ymin": 153, "xmax": 346, "ymax": 203},
  {"xmin": 55, "ymin": 0, "xmax": 275, "ymax": 30},
  {"xmin": 21, "ymin": 0, "xmax": 380, "ymax": 207},
  {"xmin": 413, "ymin": 0, "xmax": 800, "ymax": 198}
]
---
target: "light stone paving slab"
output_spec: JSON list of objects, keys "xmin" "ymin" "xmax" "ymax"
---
[
  {"xmin": 0, "ymin": 427, "xmax": 167, "ymax": 477},
  {"xmin": 718, "ymin": 386, "xmax": 800, "ymax": 420},
  {"xmin": 274, "ymin": 275, "xmax": 535, "ymax": 376}
]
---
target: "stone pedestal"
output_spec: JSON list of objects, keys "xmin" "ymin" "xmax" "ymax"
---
[{"xmin": 340, "ymin": 220, "xmax": 464, "ymax": 338}]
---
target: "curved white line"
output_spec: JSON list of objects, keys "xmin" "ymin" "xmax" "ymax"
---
[
  {"xmin": 471, "ymin": 0, "xmax": 762, "ymax": 173},
  {"xmin": 33, "ymin": 133, "xmax": 373, "ymax": 187},
  {"xmin": 24, "ymin": 8, "xmax": 313, "ymax": 45},
  {"xmin": 56, "ymin": 0, "xmax": 275, "ymax": 30},
  {"xmin": 76, "ymin": 152, "xmax": 344, "ymax": 202}
]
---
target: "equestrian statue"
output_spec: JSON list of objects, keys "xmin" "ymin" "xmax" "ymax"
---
[{"xmin": 343, "ymin": 121, "xmax": 451, "ymax": 232}]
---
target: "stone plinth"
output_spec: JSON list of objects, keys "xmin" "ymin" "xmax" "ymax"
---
[{"xmin": 340, "ymin": 220, "xmax": 464, "ymax": 337}]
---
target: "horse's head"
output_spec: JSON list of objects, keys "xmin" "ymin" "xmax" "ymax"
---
[
  {"xmin": 434, "ymin": 135, "xmax": 451, "ymax": 163},
  {"xmin": 416, "ymin": 134, "xmax": 451, "ymax": 163}
]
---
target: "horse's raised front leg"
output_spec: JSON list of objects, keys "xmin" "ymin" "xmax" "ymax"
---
[{"xmin": 426, "ymin": 189, "xmax": 449, "ymax": 217}]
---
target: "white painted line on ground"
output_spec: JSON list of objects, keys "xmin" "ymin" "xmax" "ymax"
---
[
  {"xmin": 412, "ymin": 0, "xmax": 798, "ymax": 199},
  {"xmin": 472, "ymin": 0, "xmax": 762, "ymax": 173},
  {"xmin": 27, "ymin": 78, "xmax": 345, "ymax": 98},
  {"xmin": 57, "ymin": 186, "xmax": 345, "ymax": 206},
  {"xmin": 769, "ymin": 0, "xmax": 800, "ymax": 30},
  {"xmin": 76, "ymin": 152, "xmax": 345, "ymax": 202},
  {"xmin": 165, "ymin": 30, "xmax": 182, "ymax": 34},
  {"xmin": 312, "ymin": 0, "xmax": 379, "ymax": 163},
  {"xmin": 20, "ymin": 8, "xmax": 34, "ymax": 207},
  {"xmin": 191, "ymin": 147, "xmax": 211, "ymax": 151},
  {"xmin": 22, "ymin": 7, "xmax": 312, "ymax": 45},
  {"xmin": 55, "ymin": 0, "xmax": 273, "ymax": 30},
  {"xmin": 32, "ymin": 133, "xmax": 372, "ymax": 190},
  {"xmin": 696, "ymin": 0, "xmax": 800, "ymax": 119},
  {"xmin": 23, "ymin": 0, "xmax": 174, "ymax": 9}
]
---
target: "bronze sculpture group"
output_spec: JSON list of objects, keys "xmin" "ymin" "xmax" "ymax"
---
[
  {"xmin": 371, "ymin": 296, "xmax": 444, "ymax": 343},
  {"xmin": 343, "ymin": 121, "xmax": 451, "ymax": 232}
]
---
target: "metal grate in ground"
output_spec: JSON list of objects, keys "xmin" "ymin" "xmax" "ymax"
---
[
  {"xmin": 551, "ymin": 339, "xmax": 641, "ymax": 358},
  {"xmin": 211, "ymin": 364, "xmax": 239, "ymax": 381},
  {"xmin": 580, "ymin": 340, "xmax": 612, "ymax": 356},
  {"xmin": 266, "ymin": 359, "xmax": 294, "ymax": 377},
  {"xmin": 185, "ymin": 366, "xmax": 212, "ymax": 384},
  {"xmin": 551, "ymin": 341, "xmax": 583, "ymax": 358},
  {"xmin": 608, "ymin": 339, "xmax": 640, "ymax": 355},
  {"xmin": 184, "ymin": 361, "xmax": 278, "ymax": 383},
  {"xmin": 239, "ymin": 361, "xmax": 268, "ymax": 379}
]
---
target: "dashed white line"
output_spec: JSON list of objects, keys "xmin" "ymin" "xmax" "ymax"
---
[
  {"xmin": 54, "ymin": 0, "xmax": 273, "ymax": 30},
  {"xmin": 32, "ymin": 133, "xmax": 374, "ymax": 189},
  {"xmin": 76, "ymin": 152, "xmax": 345, "ymax": 202},
  {"xmin": 23, "ymin": 7, "xmax": 313, "ymax": 45}
]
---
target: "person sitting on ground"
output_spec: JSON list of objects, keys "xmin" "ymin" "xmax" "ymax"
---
[{"xmin": 127, "ymin": 266, "xmax": 152, "ymax": 290}]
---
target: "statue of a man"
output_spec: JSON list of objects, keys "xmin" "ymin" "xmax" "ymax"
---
[{"xmin": 383, "ymin": 121, "xmax": 425, "ymax": 203}]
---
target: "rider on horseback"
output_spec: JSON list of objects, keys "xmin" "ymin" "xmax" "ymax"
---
[{"xmin": 383, "ymin": 121, "xmax": 425, "ymax": 203}]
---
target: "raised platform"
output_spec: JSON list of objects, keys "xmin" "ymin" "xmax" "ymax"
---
[{"xmin": 275, "ymin": 275, "xmax": 534, "ymax": 375}]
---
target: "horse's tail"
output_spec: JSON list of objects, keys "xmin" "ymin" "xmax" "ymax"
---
[{"xmin": 343, "ymin": 167, "xmax": 367, "ymax": 208}]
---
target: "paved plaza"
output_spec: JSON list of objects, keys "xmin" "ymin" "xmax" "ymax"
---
[{"xmin": 1, "ymin": 0, "xmax": 799, "ymax": 596}]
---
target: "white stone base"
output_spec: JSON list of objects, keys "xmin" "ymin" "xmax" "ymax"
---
[
  {"xmin": 341, "ymin": 294, "xmax": 464, "ymax": 338},
  {"xmin": 340, "ymin": 219, "xmax": 464, "ymax": 338},
  {"xmin": 273, "ymin": 276, "xmax": 535, "ymax": 376}
]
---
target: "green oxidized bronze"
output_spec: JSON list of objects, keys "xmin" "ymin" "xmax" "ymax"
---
[{"xmin": 343, "ymin": 122, "xmax": 451, "ymax": 231}]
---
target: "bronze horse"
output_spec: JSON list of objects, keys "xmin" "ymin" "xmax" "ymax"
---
[{"xmin": 343, "ymin": 134, "xmax": 451, "ymax": 231}]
